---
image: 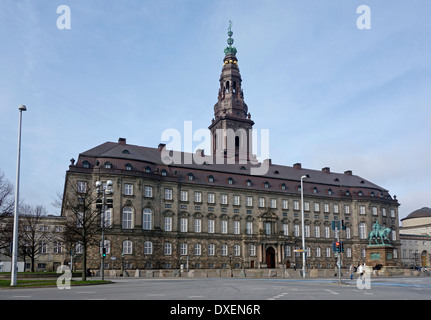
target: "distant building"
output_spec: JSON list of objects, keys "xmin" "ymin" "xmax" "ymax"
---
[
  {"xmin": 61, "ymin": 26, "xmax": 401, "ymax": 271},
  {"xmin": 400, "ymin": 207, "xmax": 431, "ymax": 267}
]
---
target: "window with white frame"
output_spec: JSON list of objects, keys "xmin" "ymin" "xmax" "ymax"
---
[
  {"xmin": 144, "ymin": 186, "xmax": 153, "ymax": 197},
  {"xmin": 326, "ymin": 247, "xmax": 331, "ymax": 258},
  {"xmin": 180, "ymin": 243, "xmax": 187, "ymax": 255},
  {"xmin": 208, "ymin": 219, "xmax": 215, "ymax": 233},
  {"xmin": 142, "ymin": 208, "xmax": 152, "ymax": 230},
  {"xmin": 164, "ymin": 216, "xmax": 172, "ymax": 232},
  {"xmin": 234, "ymin": 221, "xmax": 240, "ymax": 234},
  {"xmin": 314, "ymin": 202, "xmax": 320, "ymax": 212},
  {"xmin": 324, "ymin": 203, "xmax": 329, "ymax": 213},
  {"xmin": 344, "ymin": 205, "xmax": 350, "ymax": 214},
  {"xmin": 316, "ymin": 247, "xmax": 321, "ymax": 257},
  {"xmin": 234, "ymin": 244, "xmax": 241, "ymax": 256},
  {"xmin": 305, "ymin": 225, "xmax": 310, "ymax": 237},
  {"xmin": 180, "ymin": 218, "xmax": 188, "ymax": 232},
  {"xmin": 293, "ymin": 200, "xmax": 299, "ymax": 210},
  {"xmin": 221, "ymin": 194, "xmax": 228, "ymax": 205},
  {"xmin": 360, "ymin": 205, "xmax": 366, "ymax": 215},
  {"xmin": 372, "ymin": 206, "xmax": 378, "ymax": 215},
  {"xmin": 304, "ymin": 201, "xmax": 310, "ymax": 211},
  {"xmin": 123, "ymin": 240, "xmax": 132, "ymax": 254},
  {"xmin": 194, "ymin": 244, "xmax": 201, "ymax": 256},
  {"xmin": 325, "ymin": 226, "xmax": 330, "ymax": 238},
  {"xmin": 233, "ymin": 195, "xmax": 240, "ymax": 206},
  {"xmin": 282, "ymin": 200, "xmax": 288, "ymax": 210},
  {"xmin": 194, "ymin": 218, "xmax": 201, "ymax": 233},
  {"xmin": 124, "ymin": 183, "xmax": 133, "ymax": 195},
  {"xmin": 246, "ymin": 196, "xmax": 253, "ymax": 207},
  {"xmin": 208, "ymin": 244, "xmax": 215, "ymax": 256},
  {"xmin": 122, "ymin": 206, "xmax": 133, "ymax": 229},
  {"xmin": 333, "ymin": 204, "xmax": 339, "ymax": 214},
  {"xmin": 294, "ymin": 224, "xmax": 300, "ymax": 237},
  {"xmin": 283, "ymin": 223, "xmax": 288, "ymax": 236},
  {"xmin": 250, "ymin": 244, "xmax": 256, "ymax": 256},
  {"xmin": 180, "ymin": 190, "xmax": 188, "ymax": 202},
  {"xmin": 164, "ymin": 242, "xmax": 172, "ymax": 255},
  {"xmin": 164, "ymin": 188, "xmax": 173, "ymax": 200},
  {"xmin": 270, "ymin": 199, "xmax": 277, "ymax": 208},
  {"xmin": 359, "ymin": 223, "xmax": 367, "ymax": 239},
  {"xmin": 208, "ymin": 192, "xmax": 215, "ymax": 204},
  {"xmin": 77, "ymin": 181, "xmax": 87, "ymax": 193},
  {"xmin": 246, "ymin": 221, "xmax": 253, "ymax": 235},
  {"xmin": 221, "ymin": 220, "xmax": 228, "ymax": 234},
  {"xmin": 314, "ymin": 225, "xmax": 320, "ymax": 238},
  {"xmin": 102, "ymin": 210, "xmax": 112, "ymax": 228},
  {"xmin": 221, "ymin": 245, "xmax": 228, "ymax": 256},
  {"xmin": 258, "ymin": 197, "xmax": 265, "ymax": 208},
  {"xmin": 194, "ymin": 191, "xmax": 202, "ymax": 203}
]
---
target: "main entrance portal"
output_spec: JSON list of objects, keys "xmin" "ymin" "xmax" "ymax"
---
[{"xmin": 266, "ymin": 247, "xmax": 275, "ymax": 268}]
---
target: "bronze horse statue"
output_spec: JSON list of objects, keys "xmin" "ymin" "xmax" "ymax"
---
[{"xmin": 368, "ymin": 227, "xmax": 391, "ymax": 245}]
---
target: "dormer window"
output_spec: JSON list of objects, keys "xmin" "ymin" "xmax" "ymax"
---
[
  {"xmin": 125, "ymin": 163, "xmax": 132, "ymax": 171},
  {"xmin": 246, "ymin": 179, "xmax": 252, "ymax": 187},
  {"xmin": 104, "ymin": 162, "xmax": 112, "ymax": 169},
  {"xmin": 122, "ymin": 149, "xmax": 130, "ymax": 154},
  {"xmin": 281, "ymin": 183, "xmax": 286, "ymax": 190},
  {"xmin": 161, "ymin": 169, "xmax": 167, "ymax": 176},
  {"xmin": 328, "ymin": 188, "xmax": 333, "ymax": 195},
  {"xmin": 188, "ymin": 173, "xmax": 194, "ymax": 181},
  {"xmin": 145, "ymin": 166, "xmax": 151, "ymax": 173},
  {"xmin": 82, "ymin": 161, "xmax": 90, "ymax": 169},
  {"xmin": 358, "ymin": 191, "xmax": 363, "ymax": 196},
  {"xmin": 264, "ymin": 182, "xmax": 269, "ymax": 189},
  {"xmin": 346, "ymin": 190, "xmax": 350, "ymax": 196},
  {"xmin": 313, "ymin": 187, "xmax": 318, "ymax": 194},
  {"xmin": 208, "ymin": 175, "xmax": 214, "ymax": 183},
  {"xmin": 228, "ymin": 177, "xmax": 233, "ymax": 185}
]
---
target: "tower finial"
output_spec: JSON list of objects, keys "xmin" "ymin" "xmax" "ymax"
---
[{"xmin": 224, "ymin": 20, "xmax": 237, "ymax": 55}]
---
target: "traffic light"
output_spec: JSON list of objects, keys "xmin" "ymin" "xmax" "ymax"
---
[
  {"xmin": 335, "ymin": 241, "xmax": 341, "ymax": 252},
  {"xmin": 106, "ymin": 198, "xmax": 113, "ymax": 208},
  {"xmin": 102, "ymin": 248, "xmax": 106, "ymax": 258},
  {"xmin": 96, "ymin": 198, "xmax": 103, "ymax": 209}
]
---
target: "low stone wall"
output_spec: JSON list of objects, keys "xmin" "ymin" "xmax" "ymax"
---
[{"xmin": 90, "ymin": 267, "xmax": 431, "ymax": 279}]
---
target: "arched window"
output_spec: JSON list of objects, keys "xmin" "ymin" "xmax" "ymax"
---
[
  {"xmin": 145, "ymin": 166, "xmax": 151, "ymax": 173},
  {"xmin": 228, "ymin": 177, "xmax": 233, "ymax": 185},
  {"xmin": 144, "ymin": 241, "xmax": 152, "ymax": 255},
  {"xmin": 82, "ymin": 161, "xmax": 90, "ymax": 168},
  {"xmin": 264, "ymin": 182, "xmax": 269, "ymax": 189},
  {"xmin": 281, "ymin": 183, "xmax": 286, "ymax": 190},
  {"xmin": 104, "ymin": 162, "xmax": 112, "ymax": 169},
  {"xmin": 208, "ymin": 175, "xmax": 214, "ymax": 183},
  {"xmin": 161, "ymin": 169, "xmax": 167, "ymax": 176},
  {"xmin": 246, "ymin": 179, "xmax": 252, "ymax": 187},
  {"xmin": 122, "ymin": 206, "xmax": 133, "ymax": 229},
  {"xmin": 122, "ymin": 240, "xmax": 132, "ymax": 254},
  {"xmin": 125, "ymin": 163, "xmax": 132, "ymax": 171},
  {"xmin": 143, "ymin": 208, "xmax": 152, "ymax": 230},
  {"xmin": 188, "ymin": 173, "xmax": 194, "ymax": 181},
  {"xmin": 359, "ymin": 223, "xmax": 367, "ymax": 239}
]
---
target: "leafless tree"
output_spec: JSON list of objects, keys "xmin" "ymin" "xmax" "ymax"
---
[
  {"xmin": 61, "ymin": 178, "xmax": 101, "ymax": 281},
  {"xmin": 0, "ymin": 170, "xmax": 14, "ymax": 252}
]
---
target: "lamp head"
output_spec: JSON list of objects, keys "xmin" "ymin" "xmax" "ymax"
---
[
  {"xmin": 19, "ymin": 105, "xmax": 27, "ymax": 111},
  {"xmin": 106, "ymin": 180, "xmax": 113, "ymax": 187}
]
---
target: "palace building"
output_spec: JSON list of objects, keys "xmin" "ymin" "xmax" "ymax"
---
[{"xmin": 61, "ymin": 26, "xmax": 401, "ymax": 271}]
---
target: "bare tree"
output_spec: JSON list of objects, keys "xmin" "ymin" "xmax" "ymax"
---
[
  {"xmin": 0, "ymin": 170, "xmax": 14, "ymax": 251},
  {"xmin": 61, "ymin": 178, "xmax": 101, "ymax": 281},
  {"xmin": 18, "ymin": 205, "xmax": 55, "ymax": 272}
]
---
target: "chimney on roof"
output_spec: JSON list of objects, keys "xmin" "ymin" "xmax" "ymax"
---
[
  {"xmin": 344, "ymin": 170, "xmax": 352, "ymax": 176},
  {"xmin": 158, "ymin": 143, "xmax": 166, "ymax": 151},
  {"xmin": 293, "ymin": 163, "xmax": 302, "ymax": 170},
  {"xmin": 322, "ymin": 167, "xmax": 330, "ymax": 174},
  {"xmin": 118, "ymin": 138, "xmax": 126, "ymax": 145}
]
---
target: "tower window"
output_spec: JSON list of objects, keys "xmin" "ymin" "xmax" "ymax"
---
[{"xmin": 235, "ymin": 136, "xmax": 240, "ymax": 150}]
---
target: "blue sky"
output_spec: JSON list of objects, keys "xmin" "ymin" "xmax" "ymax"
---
[{"xmin": 0, "ymin": 0, "xmax": 430, "ymax": 220}]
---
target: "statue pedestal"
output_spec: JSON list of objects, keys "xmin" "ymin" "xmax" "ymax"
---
[{"xmin": 365, "ymin": 245, "xmax": 395, "ymax": 267}]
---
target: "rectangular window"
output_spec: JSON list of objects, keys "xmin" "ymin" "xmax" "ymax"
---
[
  {"xmin": 283, "ymin": 224, "xmax": 288, "ymax": 236},
  {"xmin": 344, "ymin": 205, "xmax": 350, "ymax": 214},
  {"xmin": 314, "ymin": 202, "xmax": 320, "ymax": 212},
  {"xmin": 234, "ymin": 245, "xmax": 241, "ymax": 256},
  {"xmin": 233, "ymin": 195, "xmax": 240, "ymax": 206},
  {"xmin": 333, "ymin": 204, "xmax": 339, "ymax": 214},
  {"xmin": 180, "ymin": 218, "xmax": 188, "ymax": 232},
  {"xmin": 258, "ymin": 197, "xmax": 265, "ymax": 208},
  {"xmin": 180, "ymin": 190, "xmax": 188, "ymax": 202},
  {"xmin": 144, "ymin": 186, "xmax": 153, "ymax": 197},
  {"xmin": 372, "ymin": 206, "xmax": 378, "ymax": 215},
  {"xmin": 304, "ymin": 201, "xmax": 310, "ymax": 211},
  {"xmin": 208, "ymin": 220, "xmax": 215, "ymax": 233},
  {"xmin": 221, "ymin": 194, "xmax": 228, "ymax": 205},
  {"xmin": 208, "ymin": 244, "xmax": 215, "ymax": 256},
  {"xmin": 194, "ymin": 191, "xmax": 202, "ymax": 203},
  {"xmin": 221, "ymin": 220, "xmax": 228, "ymax": 234},
  {"xmin": 77, "ymin": 181, "xmax": 87, "ymax": 193},
  {"xmin": 208, "ymin": 193, "xmax": 215, "ymax": 204},
  {"xmin": 194, "ymin": 219, "xmax": 201, "ymax": 233},
  {"xmin": 294, "ymin": 224, "xmax": 300, "ymax": 237},
  {"xmin": 164, "ymin": 217, "xmax": 172, "ymax": 232},
  {"xmin": 246, "ymin": 196, "xmax": 253, "ymax": 207},
  {"xmin": 270, "ymin": 199, "xmax": 277, "ymax": 208},
  {"xmin": 165, "ymin": 188, "xmax": 173, "ymax": 200},
  {"xmin": 360, "ymin": 205, "xmax": 366, "ymax": 215},
  {"xmin": 246, "ymin": 221, "xmax": 253, "ymax": 235},
  {"xmin": 234, "ymin": 221, "xmax": 240, "ymax": 234},
  {"xmin": 124, "ymin": 183, "xmax": 133, "ymax": 195},
  {"xmin": 250, "ymin": 245, "xmax": 256, "ymax": 257},
  {"xmin": 293, "ymin": 201, "xmax": 299, "ymax": 210},
  {"xmin": 282, "ymin": 200, "xmax": 288, "ymax": 210},
  {"xmin": 324, "ymin": 203, "xmax": 329, "ymax": 213}
]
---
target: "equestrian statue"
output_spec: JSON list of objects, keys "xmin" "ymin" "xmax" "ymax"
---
[{"xmin": 367, "ymin": 221, "xmax": 392, "ymax": 245}]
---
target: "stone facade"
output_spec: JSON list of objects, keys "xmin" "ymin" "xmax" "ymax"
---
[{"xmin": 60, "ymin": 26, "xmax": 401, "ymax": 272}]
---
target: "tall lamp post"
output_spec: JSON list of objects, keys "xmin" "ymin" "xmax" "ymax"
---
[
  {"xmin": 11, "ymin": 105, "xmax": 27, "ymax": 286},
  {"xmin": 96, "ymin": 180, "xmax": 114, "ymax": 281},
  {"xmin": 300, "ymin": 174, "xmax": 308, "ymax": 279}
]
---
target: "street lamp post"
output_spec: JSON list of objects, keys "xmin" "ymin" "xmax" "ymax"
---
[
  {"xmin": 11, "ymin": 105, "xmax": 27, "ymax": 287},
  {"xmin": 96, "ymin": 180, "xmax": 113, "ymax": 281},
  {"xmin": 300, "ymin": 174, "xmax": 308, "ymax": 279}
]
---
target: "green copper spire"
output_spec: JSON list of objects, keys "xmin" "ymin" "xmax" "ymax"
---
[{"xmin": 224, "ymin": 20, "xmax": 237, "ymax": 55}]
